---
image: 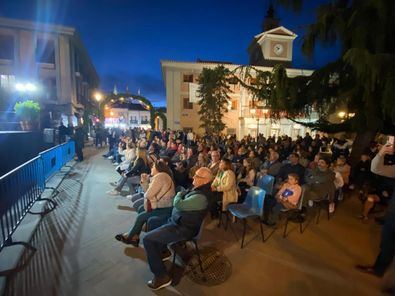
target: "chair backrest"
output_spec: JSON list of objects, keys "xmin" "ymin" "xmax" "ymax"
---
[
  {"xmin": 297, "ymin": 185, "xmax": 306, "ymax": 210},
  {"xmin": 193, "ymin": 218, "xmax": 206, "ymax": 240},
  {"xmin": 257, "ymin": 175, "xmax": 275, "ymax": 196},
  {"xmin": 244, "ymin": 186, "xmax": 266, "ymax": 216}
]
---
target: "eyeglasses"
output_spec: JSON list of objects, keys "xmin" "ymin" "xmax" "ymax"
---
[{"xmin": 193, "ymin": 174, "xmax": 206, "ymax": 179}]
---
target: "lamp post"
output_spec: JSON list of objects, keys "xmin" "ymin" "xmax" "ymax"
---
[
  {"xmin": 94, "ymin": 91, "xmax": 103, "ymax": 119},
  {"xmin": 250, "ymin": 108, "xmax": 259, "ymax": 139}
]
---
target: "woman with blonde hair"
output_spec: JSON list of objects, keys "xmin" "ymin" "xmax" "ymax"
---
[
  {"xmin": 108, "ymin": 148, "xmax": 150, "ymax": 197},
  {"xmin": 211, "ymin": 158, "xmax": 238, "ymax": 216}
]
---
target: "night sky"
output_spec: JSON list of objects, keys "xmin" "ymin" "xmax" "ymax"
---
[{"xmin": 0, "ymin": 0, "xmax": 340, "ymax": 106}]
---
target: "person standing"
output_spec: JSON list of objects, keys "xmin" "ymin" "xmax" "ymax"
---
[
  {"xmin": 74, "ymin": 124, "xmax": 84, "ymax": 161},
  {"xmin": 356, "ymin": 141, "xmax": 395, "ymax": 294}
]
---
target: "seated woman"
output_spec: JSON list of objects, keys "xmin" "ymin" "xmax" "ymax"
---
[
  {"xmin": 107, "ymin": 148, "xmax": 150, "ymax": 197},
  {"xmin": 188, "ymin": 152, "xmax": 209, "ymax": 179},
  {"xmin": 115, "ymin": 161, "xmax": 175, "ymax": 246},
  {"xmin": 269, "ymin": 173, "xmax": 302, "ymax": 224},
  {"xmin": 237, "ymin": 158, "xmax": 256, "ymax": 203},
  {"xmin": 211, "ymin": 158, "xmax": 238, "ymax": 216},
  {"xmin": 114, "ymin": 140, "xmax": 136, "ymax": 179}
]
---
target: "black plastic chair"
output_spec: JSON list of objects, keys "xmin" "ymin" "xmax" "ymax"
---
[
  {"xmin": 313, "ymin": 195, "xmax": 331, "ymax": 224},
  {"xmin": 280, "ymin": 186, "xmax": 306, "ymax": 238},
  {"xmin": 171, "ymin": 219, "xmax": 205, "ymax": 273}
]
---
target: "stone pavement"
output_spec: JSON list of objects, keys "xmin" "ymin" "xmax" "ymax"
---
[{"xmin": 3, "ymin": 146, "xmax": 388, "ymax": 296}]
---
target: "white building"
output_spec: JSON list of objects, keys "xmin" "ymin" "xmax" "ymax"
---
[
  {"xmin": 104, "ymin": 102, "xmax": 151, "ymax": 129},
  {"xmin": 161, "ymin": 23, "xmax": 319, "ymax": 139},
  {"xmin": 0, "ymin": 17, "xmax": 99, "ymax": 126}
]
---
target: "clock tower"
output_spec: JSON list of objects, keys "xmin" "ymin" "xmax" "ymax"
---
[{"xmin": 248, "ymin": 6, "xmax": 297, "ymax": 67}]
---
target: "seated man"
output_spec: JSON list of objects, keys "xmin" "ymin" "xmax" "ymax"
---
[
  {"xmin": 142, "ymin": 167, "xmax": 213, "ymax": 290},
  {"xmin": 304, "ymin": 157, "xmax": 336, "ymax": 211}
]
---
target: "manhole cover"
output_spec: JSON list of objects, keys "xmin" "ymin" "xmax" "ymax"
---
[{"xmin": 186, "ymin": 247, "xmax": 232, "ymax": 286}]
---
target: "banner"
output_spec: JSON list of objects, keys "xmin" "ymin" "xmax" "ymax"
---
[{"xmin": 189, "ymin": 83, "xmax": 200, "ymax": 103}]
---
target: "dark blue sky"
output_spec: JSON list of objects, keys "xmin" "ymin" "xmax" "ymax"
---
[{"xmin": 0, "ymin": 0, "xmax": 339, "ymax": 106}]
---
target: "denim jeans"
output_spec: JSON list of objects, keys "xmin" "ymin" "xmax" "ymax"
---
[
  {"xmin": 143, "ymin": 222, "xmax": 195, "ymax": 278},
  {"xmin": 115, "ymin": 175, "xmax": 140, "ymax": 194},
  {"xmin": 127, "ymin": 207, "xmax": 173, "ymax": 237}
]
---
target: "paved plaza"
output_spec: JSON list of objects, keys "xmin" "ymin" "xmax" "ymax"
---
[{"xmin": 3, "ymin": 146, "xmax": 388, "ymax": 296}]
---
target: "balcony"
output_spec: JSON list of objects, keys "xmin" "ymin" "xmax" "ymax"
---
[{"xmin": 140, "ymin": 120, "xmax": 150, "ymax": 124}]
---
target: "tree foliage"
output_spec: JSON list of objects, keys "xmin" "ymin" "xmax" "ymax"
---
[
  {"xmin": 245, "ymin": 0, "xmax": 395, "ymax": 135},
  {"xmin": 197, "ymin": 65, "xmax": 232, "ymax": 134}
]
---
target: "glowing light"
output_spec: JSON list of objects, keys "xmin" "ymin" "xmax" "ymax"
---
[
  {"xmin": 110, "ymin": 111, "xmax": 114, "ymax": 116},
  {"xmin": 250, "ymin": 108, "xmax": 256, "ymax": 115},
  {"xmin": 119, "ymin": 97, "xmax": 125, "ymax": 101},
  {"xmin": 25, "ymin": 83, "xmax": 37, "ymax": 91},
  {"xmin": 338, "ymin": 111, "xmax": 346, "ymax": 118},
  {"xmin": 15, "ymin": 83, "xmax": 25, "ymax": 91},
  {"xmin": 15, "ymin": 82, "xmax": 37, "ymax": 92},
  {"xmin": 348, "ymin": 112, "xmax": 355, "ymax": 118},
  {"xmin": 94, "ymin": 92, "xmax": 103, "ymax": 102}
]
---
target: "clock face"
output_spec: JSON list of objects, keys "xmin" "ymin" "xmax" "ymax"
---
[{"xmin": 273, "ymin": 43, "xmax": 284, "ymax": 55}]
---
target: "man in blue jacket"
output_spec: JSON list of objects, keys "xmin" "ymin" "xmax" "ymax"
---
[{"xmin": 143, "ymin": 167, "xmax": 212, "ymax": 290}]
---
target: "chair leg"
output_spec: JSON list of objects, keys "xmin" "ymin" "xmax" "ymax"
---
[
  {"xmin": 316, "ymin": 204, "xmax": 321, "ymax": 224},
  {"xmin": 193, "ymin": 240, "xmax": 204, "ymax": 273},
  {"xmin": 241, "ymin": 219, "xmax": 247, "ymax": 249},
  {"xmin": 225, "ymin": 211, "xmax": 229, "ymax": 231},
  {"xmin": 283, "ymin": 217, "xmax": 289, "ymax": 238},
  {"xmin": 258, "ymin": 217, "xmax": 264, "ymax": 242},
  {"xmin": 299, "ymin": 216, "xmax": 303, "ymax": 234}
]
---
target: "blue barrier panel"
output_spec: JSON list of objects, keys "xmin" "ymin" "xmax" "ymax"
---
[
  {"xmin": 0, "ymin": 156, "xmax": 44, "ymax": 251},
  {"xmin": 40, "ymin": 145, "xmax": 63, "ymax": 180},
  {"xmin": 61, "ymin": 140, "xmax": 75, "ymax": 166}
]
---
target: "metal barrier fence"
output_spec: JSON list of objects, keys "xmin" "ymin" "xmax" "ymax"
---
[{"xmin": 0, "ymin": 140, "xmax": 75, "ymax": 252}]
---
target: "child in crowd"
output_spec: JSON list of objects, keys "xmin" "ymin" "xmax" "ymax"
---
[{"xmin": 269, "ymin": 173, "xmax": 302, "ymax": 224}]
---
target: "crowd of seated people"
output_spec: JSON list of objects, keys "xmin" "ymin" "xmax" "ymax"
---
[{"xmin": 98, "ymin": 127, "xmax": 393, "ymax": 290}]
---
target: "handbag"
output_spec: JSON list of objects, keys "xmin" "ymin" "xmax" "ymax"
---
[{"xmin": 145, "ymin": 182, "xmax": 173, "ymax": 212}]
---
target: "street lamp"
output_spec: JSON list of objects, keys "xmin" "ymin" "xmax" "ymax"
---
[
  {"xmin": 250, "ymin": 108, "xmax": 259, "ymax": 138},
  {"xmin": 93, "ymin": 91, "xmax": 104, "ymax": 119}
]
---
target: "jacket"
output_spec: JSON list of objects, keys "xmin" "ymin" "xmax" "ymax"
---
[
  {"xmin": 170, "ymin": 183, "xmax": 211, "ymax": 237},
  {"xmin": 143, "ymin": 172, "xmax": 175, "ymax": 210},
  {"xmin": 212, "ymin": 170, "xmax": 238, "ymax": 210}
]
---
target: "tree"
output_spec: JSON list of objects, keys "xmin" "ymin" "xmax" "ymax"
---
[
  {"xmin": 245, "ymin": 0, "xmax": 395, "ymax": 163},
  {"xmin": 197, "ymin": 65, "xmax": 232, "ymax": 134}
]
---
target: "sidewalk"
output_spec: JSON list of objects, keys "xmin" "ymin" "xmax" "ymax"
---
[{"xmin": 3, "ymin": 147, "xmax": 385, "ymax": 296}]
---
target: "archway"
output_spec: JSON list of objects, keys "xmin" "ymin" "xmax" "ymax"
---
[{"xmin": 101, "ymin": 93, "xmax": 166, "ymax": 130}]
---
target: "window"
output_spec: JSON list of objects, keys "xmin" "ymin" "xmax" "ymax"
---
[
  {"xmin": 0, "ymin": 35, "xmax": 14, "ymax": 60},
  {"xmin": 130, "ymin": 116, "xmax": 138, "ymax": 124},
  {"xmin": 231, "ymin": 100, "xmax": 238, "ymax": 110},
  {"xmin": 36, "ymin": 39, "xmax": 55, "ymax": 64},
  {"xmin": 0, "ymin": 75, "xmax": 15, "ymax": 89},
  {"xmin": 141, "ymin": 115, "xmax": 149, "ymax": 123},
  {"xmin": 183, "ymin": 74, "xmax": 194, "ymax": 83},
  {"xmin": 183, "ymin": 97, "xmax": 193, "ymax": 109}
]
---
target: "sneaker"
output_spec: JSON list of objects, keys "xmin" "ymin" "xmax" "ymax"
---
[
  {"xmin": 113, "ymin": 162, "xmax": 119, "ymax": 166},
  {"xmin": 329, "ymin": 202, "xmax": 335, "ymax": 214},
  {"xmin": 109, "ymin": 182, "xmax": 118, "ymax": 187},
  {"xmin": 161, "ymin": 249, "xmax": 172, "ymax": 262},
  {"xmin": 107, "ymin": 189, "xmax": 120, "ymax": 196},
  {"xmin": 126, "ymin": 195, "xmax": 133, "ymax": 200},
  {"xmin": 308, "ymin": 200, "xmax": 314, "ymax": 207},
  {"xmin": 147, "ymin": 275, "xmax": 172, "ymax": 290},
  {"xmin": 107, "ymin": 156, "xmax": 114, "ymax": 160}
]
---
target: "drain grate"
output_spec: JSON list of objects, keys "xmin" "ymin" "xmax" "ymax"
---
[{"xmin": 186, "ymin": 247, "xmax": 232, "ymax": 286}]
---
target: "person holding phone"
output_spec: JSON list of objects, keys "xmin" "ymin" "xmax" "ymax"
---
[
  {"xmin": 268, "ymin": 173, "xmax": 302, "ymax": 224},
  {"xmin": 356, "ymin": 136, "xmax": 395, "ymax": 294}
]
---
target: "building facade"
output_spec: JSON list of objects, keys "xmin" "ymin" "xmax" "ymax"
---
[
  {"xmin": 0, "ymin": 17, "xmax": 99, "ymax": 126},
  {"xmin": 104, "ymin": 103, "xmax": 151, "ymax": 129},
  {"xmin": 161, "ymin": 25, "xmax": 317, "ymax": 139}
]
